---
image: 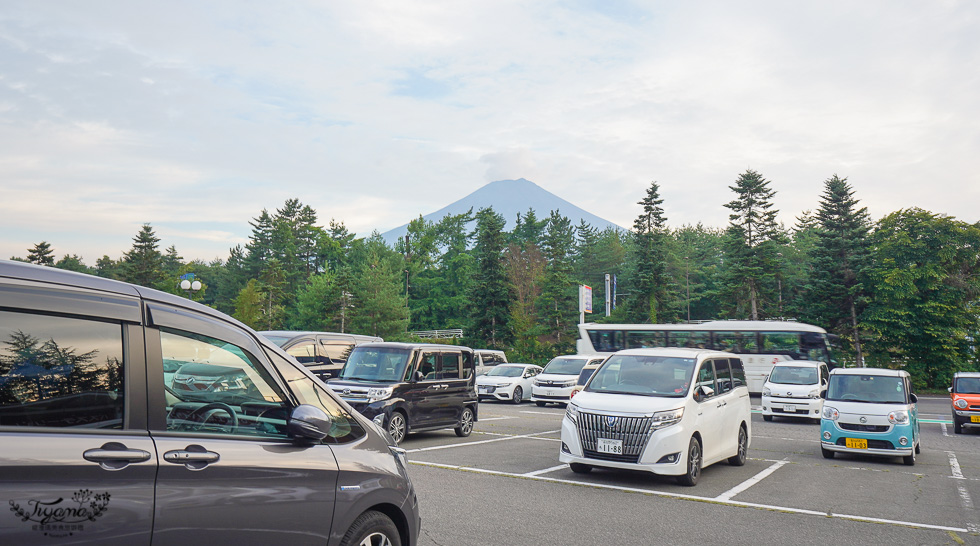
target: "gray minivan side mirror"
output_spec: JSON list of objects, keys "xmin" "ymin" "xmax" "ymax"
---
[{"xmin": 288, "ymin": 404, "xmax": 333, "ymax": 442}]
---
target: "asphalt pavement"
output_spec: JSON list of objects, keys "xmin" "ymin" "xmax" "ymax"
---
[{"xmin": 398, "ymin": 395, "xmax": 980, "ymax": 545}]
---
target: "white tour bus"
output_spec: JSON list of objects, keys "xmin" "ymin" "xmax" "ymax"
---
[{"xmin": 576, "ymin": 321, "xmax": 838, "ymax": 394}]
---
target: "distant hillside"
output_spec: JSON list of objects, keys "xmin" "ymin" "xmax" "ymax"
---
[{"xmin": 380, "ymin": 178, "xmax": 624, "ymax": 245}]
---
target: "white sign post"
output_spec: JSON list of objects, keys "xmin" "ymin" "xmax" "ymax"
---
[{"xmin": 579, "ymin": 284, "xmax": 593, "ymax": 324}]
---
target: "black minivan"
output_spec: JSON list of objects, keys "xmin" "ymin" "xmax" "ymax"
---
[
  {"xmin": 0, "ymin": 260, "xmax": 419, "ymax": 546},
  {"xmin": 329, "ymin": 343, "xmax": 479, "ymax": 444}
]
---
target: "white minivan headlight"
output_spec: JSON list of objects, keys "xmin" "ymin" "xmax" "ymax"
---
[
  {"xmin": 888, "ymin": 410, "xmax": 909, "ymax": 425},
  {"xmin": 650, "ymin": 408, "xmax": 684, "ymax": 430},
  {"xmin": 762, "ymin": 387, "xmax": 771, "ymax": 396},
  {"xmin": 565, "ymin": 404, "xmax": 579, "ymax": 424},
  {"xmin": 807, "ymin": 389, "xmax": 821, "ymax": 399}
]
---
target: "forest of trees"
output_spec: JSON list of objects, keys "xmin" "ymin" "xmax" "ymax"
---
[{"xmin": 11, "ymin": 171, "xmax": 980, "ymax": 390}]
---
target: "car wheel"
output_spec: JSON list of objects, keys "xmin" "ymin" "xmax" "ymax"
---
[
  {"xmin": 339, "ymin": 510, "xmax": 401, "ymax": 546},
  {"xmin": 728, "ymin": 426, "xmax": 747, "ymax": 466},
  {"xmin": 915, "ymin": 441, "xmax": 920, "ymax": 454},
  {"xmin": 512, "ymin": 387, "xmax": 523, "ymax": 405},
  {"xmin": 536, "ymin": 401, "xmax": 547, "ymax": 407},
  {"xmin": 387, "ymin": 412, "xmax": 407, "ymax": 445},
  {"xmin": 455, "ymin": 407, "xmax": 474, "ymax": 437},
  {"xmin": 762, "ymin": 414, "xmax": 773, "ymax": 422},
  {"xmin": 569, "ymin": 463, "xmax": 592, "ymax": 474},
  {"xmin": 821, "ymin": 446, "xmax": 834, "ymax": 459},
  {"xmin": 903, "ymin": 448, "xmax": 916, "ymax": 466},
  {"xmin": 954, "ymin": 419, "xmax": 963, "ymax": 434},
  {"xmin": 676, "ymin": 436, "xmax": 702, "ymax": 486}
]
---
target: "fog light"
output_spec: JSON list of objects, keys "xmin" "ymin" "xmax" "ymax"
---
[
  {"xmin": 899, "ymin": 437, "xmax": 908, "ymax": 446},
  {"xmin": 657, "ymin": 453, "xmax": 680, "ymax": 464},
  {"xmin": 823, "ymin": 431, "xmax": 831, "ymax": 440},
  {"xmin": 561, "ymin": 442, "xmax": 570, "ymax": 454}
]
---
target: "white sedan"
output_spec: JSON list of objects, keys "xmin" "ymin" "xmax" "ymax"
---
[{"xmin": 476, "ymin": 364, "xmax": 543, "ymax": 404}]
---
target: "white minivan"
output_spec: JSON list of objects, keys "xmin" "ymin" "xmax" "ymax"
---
[
  {"xmin": 761, "ymin": 360, "xmax": 829, "ymax": 423},
  {"xmin": 532, "ymin": 354, "xmax": 607, "ymax": 407},
  {"xmin": 560, "ymin": 348, "xmax": 751, "ymax": 486}
]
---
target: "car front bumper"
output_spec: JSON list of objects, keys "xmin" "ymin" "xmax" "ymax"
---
[{"xmin": 558, "ymin": 416, "xmax": 689, "ymax": 476}]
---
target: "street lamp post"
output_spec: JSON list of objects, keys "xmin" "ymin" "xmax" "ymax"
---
[{"xmin": 179, "ymin": 274, "xmax": 202, "ymax": 300}]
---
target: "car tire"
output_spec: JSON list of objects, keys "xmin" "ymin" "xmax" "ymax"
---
[
  {"xmin": 455, "ymin": 407, "xmax": 474, "ymax": 437},
  {"xmin": 536, "ymin": 401, "xmax": 547, "ymax": 407},
  {"xmin": 903, "ymin": 448, "xmax": 916, "ymax": 466},
  {"xmin": 339, "ymin": 510, "xmax": 401, "ymax": 546},
  {"xmin": 821, "ymin": 446, "xmax": 834, "ymax": 459},
  {"xmin": 954, "ymin": 418, "xmax": 963, "ymax": 434},
  {"xmin": 915, "ymin": 441, "xmax": 921, "ymax": 454},
  {"xmin": 676, "ymin": 436, "xmax": 702, "ymax": 486},
  {"xmin": 728, "ymin": 426, "xmax": 748, "ymax": 466},
  {"xmin": 569, "ymin": 463, "xmax": 592, "ymax": 474},
  {"xmin": 387, "ymin": 411, "xmax": 407, "ymax": 445},
  {"xmin": 762, "ymin": 414, "xmax": 773, "ymax": 422},
  {"xmin": 512, "ymin": 387, "xmax": 523, "ymax": 405}
]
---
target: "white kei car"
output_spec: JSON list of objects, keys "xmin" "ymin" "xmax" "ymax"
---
[{"xmin": 476, "ymin": 363, "xmax": 543, "ymax": 404}]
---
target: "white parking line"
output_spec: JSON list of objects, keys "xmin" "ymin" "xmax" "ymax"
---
[
  {"xmin": 754, "ymin": 435, "xmax": 820, "ymax": 444},
  {"xmin": 408, "ymin": 460, "xmax": 970, "ymax": 534},
  {"xmin": 941, "ymin": 422, "xmax": 950, "ymax": 437},
  {"xmin": 405, "ymin": 430, "xmax": 561, "ymax": 453},
  {"xmin": 946, "ymin": 451, "xmax": 980, "ymax": 533},
  {"xmin": 520, "ymin": 411, "xmax": 561, "ymax": 416},
  {"xmin": 522, "ymin": 464, "xmax": 568, "ymax": 477},
  {"xmin": 715, "ymin": 459, "xmax": 789, "ymax": 501},
  {"xmin": 479, "ymin": 416, "xmax": 516, "ymax": 422}
]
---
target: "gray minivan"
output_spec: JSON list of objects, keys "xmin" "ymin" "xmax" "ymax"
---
[
  {"xmin": 261, "ymin": 330, "xmax": 383, "ymax": 381},
  {"xmin": 0, "ymin": 260, "xmax": 419, "ymax": 545}
]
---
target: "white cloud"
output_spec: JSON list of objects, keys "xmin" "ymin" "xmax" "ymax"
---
[{"xmin": 1, "ymin": 0, "xmax": 978, "ymax": 262}]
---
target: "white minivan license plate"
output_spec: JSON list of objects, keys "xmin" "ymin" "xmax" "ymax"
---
[
  {"xmin": 783, "ymin": 404, "xmax": 796, "ymax": 413},
  {"xmin": 597, "ymin": 438, "xmax": 623, "ymax": 455}
]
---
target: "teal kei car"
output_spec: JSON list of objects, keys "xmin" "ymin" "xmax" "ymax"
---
[{"xmin": 820, "ymin": 368, "xmax": 920, "ymax": 466}]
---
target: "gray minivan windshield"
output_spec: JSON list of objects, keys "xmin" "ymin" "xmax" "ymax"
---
[
  {"xmin": 338, "ymin": 347, "xmax": 411, "ymax": 383},
  {"xmin": 826, "ymin": 374, "xmax": 907, "ymax": 404},
  {"xmin": 769, "ymin": 366, "xmax": 818, "ymax": 385},
  {"xmin": 587, "ymin": 355, "xmax": 695, "ymax": 397}
]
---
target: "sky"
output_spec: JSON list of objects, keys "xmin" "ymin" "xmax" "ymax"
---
[{"xmin": 2, "ymin": 1, "xmax": 978, "ymax": 263}]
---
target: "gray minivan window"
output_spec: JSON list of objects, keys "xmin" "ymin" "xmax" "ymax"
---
[
  {"xmin": 161, "ymin": 328, "xmax": 290, "ymax": 438},
  {"xmin": 339, "ymin": 347, "xmax": 412, "ymax": 382},
  {"xmin": 0, "ymin": 310, "xmax": 124, "ymax": 428}
]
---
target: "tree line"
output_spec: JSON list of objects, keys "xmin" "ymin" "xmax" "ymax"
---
[{"xmin": 12, "ymin": 171, "xmax": 980, "ymax": 390}]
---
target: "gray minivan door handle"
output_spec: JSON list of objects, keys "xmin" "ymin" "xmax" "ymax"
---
[
  {"xmin": 164, "ymin": 445, "xmax": 220, "ymax": 471},
  {"xmin": 83, "ymin": 442, "xmax": 152, "ymax": 471}
]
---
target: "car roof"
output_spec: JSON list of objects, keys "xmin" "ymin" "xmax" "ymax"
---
[
  {"xmin": 498, "ymin": 363, "xmax": 540, "ymax": 368},
  {"xmin": 771, "ymin": 360, "xmax": 825, "ymax": 368},
  {"xmin": 0, "ymin": 259, "xmax": 251, "ymax": 331},
  {"xmin": 259, "ymin": 330, "xmax": 381, "ymax": 341},
  {"xmin": 829, "ymin": 367, "xmax": 908, "ymax": 377},
  {"xmin": 613, "ymin": 347, "xmax": 734, "ymax": 360},
  {"xmin": 355, "ymin": 341, "xmax": 472, "ymax": 351},
  {"xmin": 953, "ymin": 372, "xmax": 980, "ymax": 378}
]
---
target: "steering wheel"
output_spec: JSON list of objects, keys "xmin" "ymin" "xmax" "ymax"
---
[{"xmin": 185, "ymin": 402, "xmax": 239, "ymax": 431}]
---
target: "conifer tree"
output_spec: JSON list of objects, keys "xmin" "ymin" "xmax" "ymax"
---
[
  {"xmin": 539, "ymin": 210, "xmax": 577, "ymax": 349},
  {"xmin": 121, "ymin": 224, "xmax": 166, "ymax": 288},
  {"xmin": 807, "ymin": 175, "xmax": 872, "ymax": 366},
  {"xmin": 470, "ymin": 208, "xmax": 510, "ymax": 348},
  {"xmin": 722, "ymin": 170, "xmax": 786, "ymax": 320},
  {"xmin": 27, "ymin": 241, "xmax": 55, "ymax": 266},
  {"xmin": 627, "ymin": 181, "xmax": 673, "ymax": 323}
]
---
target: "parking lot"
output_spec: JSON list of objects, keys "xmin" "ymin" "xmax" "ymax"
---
[{"xmin": 401, "ymin": 395, "xmax": 979, "ymax": 545}]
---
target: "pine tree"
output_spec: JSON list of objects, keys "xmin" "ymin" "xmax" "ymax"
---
[
  {"xmin": 121, "ymin": 224, "xmax": 166, "ymax": 288},
  {"xmin": 351, "ymin": 249, "xmax": 410, "ymax": 338},
  {"xmin": 722, "ymin": 170, "xmax": 786, "ymax": 320},
  {"xmin": 807, "ymin": 176, "xmax": 872, "ymax": 366},
  {"xmin": 539, "ymin": 210, "xmax": 577, "ymax": 349},
  {"xmin": 470, "ymin": 208, "xmax": 510, "ymax": 348},
  {"xmin": 627, "ymin": 181, "xmax": 673, "ymax": 323},
  {"xmin": 27, "ymin": 241, "xmax": 55, "ymax": 266}
]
